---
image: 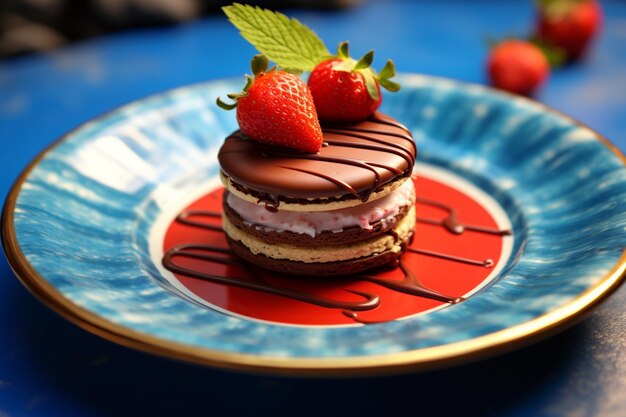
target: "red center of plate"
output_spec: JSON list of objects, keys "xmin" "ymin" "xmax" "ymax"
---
[{"xmin": 161, "ymin": 174, "xmax": 510, "ymax": 326}]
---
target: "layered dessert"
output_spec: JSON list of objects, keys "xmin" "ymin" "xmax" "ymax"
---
[
  {"xmin": 219, "ymin": 113, "xmax": 416, "ymax": 276},
  {"xmin": 158, "ymin": 5, "xmax": 515, "ymax": 327},
  {"xmin": 214, "ymin": 4, "xmax": 414, "ymax": 275}
]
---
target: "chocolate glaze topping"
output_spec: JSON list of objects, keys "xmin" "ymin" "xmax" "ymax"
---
[{"xmin": 218, "ymin": 112, "xmax": 416, "ymax": 203}]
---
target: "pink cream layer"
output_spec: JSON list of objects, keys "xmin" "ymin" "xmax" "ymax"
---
[{"xmin": 226, "ymin": 179, "xmax": 416, "ymax": 237}]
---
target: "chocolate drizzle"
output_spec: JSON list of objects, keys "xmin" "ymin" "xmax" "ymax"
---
[
  {"xmin": 415, "ymin": 197, "xmax": 513, "ymax": 236},
  {"xmin": 361, "ymin": 259, "xmax": 464, "ymax": 304},
  {"xmin": 176, "ymin": 210, "xmax": 222, "ymax": 231},
  {"xmin": 342, "ymin": 310, "xmax": 389, "ymax": 325},
  {"xmin": 162, "ymin": 192, "xmax": 511, "ymax": 325},
  {"xmin": 255, "ymin": 149, "xmax": 387, "ymax": 202},
  {"xmin": 409, "ymin": 248, "xmax": 494, "ymax": 268},
  {"xmin": 164, "ymin": 244, "xmax": 380, "ymax": 311},
  {"xmin": 218, "ymin": 112, "xmax": 417, "ymax": 207},
  {"xmin": 277, "ymin": 165, "xmax": 358, "ymax": 196},
  {"xmin": 323, "ymin": 138, "xmax": 414, "ymax": 170}
]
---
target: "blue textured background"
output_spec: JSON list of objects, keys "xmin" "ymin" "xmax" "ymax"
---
[{"xmin": 1, "ymin": 1, "xmax": 626, "ymax": 416}]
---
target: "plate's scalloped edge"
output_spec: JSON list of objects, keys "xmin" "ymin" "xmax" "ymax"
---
[{"xmin": 2, "ymin": 75, "xmax": 626, "ymax": 376}]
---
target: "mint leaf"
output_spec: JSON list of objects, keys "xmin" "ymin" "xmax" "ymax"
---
[{"xmin": 223, "ymin": 3, "xmax": 331, "ymax": 72}]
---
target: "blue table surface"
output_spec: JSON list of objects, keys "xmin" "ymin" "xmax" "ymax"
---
[{"xmin": 1, "ymin": 1, "xmax": 625, "ymax": 416}]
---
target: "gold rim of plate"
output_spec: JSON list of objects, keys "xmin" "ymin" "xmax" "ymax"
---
[{"xmin": 2, "ymin": 78, "xmax": 625, "ymax": 376}]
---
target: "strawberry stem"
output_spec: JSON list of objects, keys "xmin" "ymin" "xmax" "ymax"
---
[
  {"xmin": 251, "ymin": 54, "xmax": 269, "ymax": 76},
  {"xmin": 361, "ymin": 69, "xmax": 380, "ymax": 102},
  {"xmin": 329, "ymin": 41, "xmax": 400, "ymax": 101},
  {"xmin": 378, "ymin": 59, "xmax": 396, "ymax": 80},
  {"xmin": 529, "ymin": 36, "xmax": 567, "ymax": 67},
  {"xmin": 354, "ymin": 50, "xmax": 374, "ymax": 70},
  {"xmin": 242, "ymin": 74, "xmax": 254, "ymax": 92},
  {"xmin": 216, "ymin": 97, "xmax": 238, "ymax": 110},
  {"xmin": 536, "ymin": 0, "xmax": 583, "ymax": 18},
  {"xmin": 378, "ymin": 78, "xmax": 400, "ymax": 92},
  {"xmin": 216, "ymin": 55, "xmax": 268, "ymax": 111},
  {"xmin": 337, "ymin": 41, "xmax": 350, "ymax": 59}
]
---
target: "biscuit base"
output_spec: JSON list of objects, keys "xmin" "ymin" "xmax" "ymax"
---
[{"xmin": 226, "ymin": 236, "xmax": 408, "ymax": 277}]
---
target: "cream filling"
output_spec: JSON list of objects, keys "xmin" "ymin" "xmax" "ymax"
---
[
  {"xmin": 223, "ymin": 205, "xmax": 416, "ymax": 264},
  {"xmin": 227, "ymin": 179, "xmax": 415, "ymax": 237}
]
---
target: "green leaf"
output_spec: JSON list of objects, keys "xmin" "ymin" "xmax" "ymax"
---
[
  {"xmin": 354, "ymin": 50, "xmax": 374, "ymax": 70},
  {"xmin": 536, "ymin": 0, "xmax": 583, "ymax": 18},
  {"xmin": 530, "ymin": 36, "xmax": 567, "ymax": 67},
  {"xmin": 378, "ymin": 78, "xmax": 401, "ymax": 92},
  {"xmin": 378, "ymin": 59, "xmax": 396, "ymax": 80},
  {"xmin": 484, "ymin": 35, "xmax": 499, "ymax": 49},
  {"xmin": 337, "ymin": 41, "xmax": 349, "ymax": 58},
  {"xmin": 360, "ymin": 69, "xmax": 380, "ymax": 102},
  {"xmin": 250, "ymin": 54, "xmax": 268, "ymax": 75},
  {"xmin": 282, "ymin": 67, "xmax": 304, "ymax": 75},
  {"xmin": 223, "ymin": 3, "xmax": 331, "ymax": 72}
]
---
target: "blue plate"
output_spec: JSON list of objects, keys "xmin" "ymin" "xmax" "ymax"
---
[{"xmin": 3, "ymin": 75, "xmax": 625, "ymax": 374}]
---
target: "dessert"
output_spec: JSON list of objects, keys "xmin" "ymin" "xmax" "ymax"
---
[
  {"xmin": 161, "ymin": 170, "xmax": 512, "ymax": 325},
  {"xmin": 159, "ymin": 6, "xmax": 516, "ymax": 325},
  {"xmin": 219, "ymin": 113, "xmax": 416, "ymax": 276},
  {"xmin": 215, "ymin": 4, "xmax": 415, "ymax": 276}
]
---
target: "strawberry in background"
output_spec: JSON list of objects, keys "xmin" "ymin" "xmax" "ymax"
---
[
  {"xmin": 487, "ymin": 39, "xmax": 550, "ymax": 96},
  {"xmin": 535, "ymin": 0, "xmax": 603, "ymax": 62}
]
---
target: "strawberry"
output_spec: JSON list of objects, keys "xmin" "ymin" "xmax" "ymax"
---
[
  {"xmin": 487, "ymin": 39, "xmax": 550, "ymax": 96},
  {"xmin": 535, "ymin": 0, "xmax": 603, "ymax": 61},
  {"xmin": 307, "ymin": 42, "xmax": 400, "ymax": 122},
  {"xmin": 217, "ymin": 55, "xmax": 323, "ymax": 153}
]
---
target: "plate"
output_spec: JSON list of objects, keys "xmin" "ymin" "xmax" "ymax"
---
[{"xmin": 3, "ymin": 74, "xmax": 625, "ymax": 375}]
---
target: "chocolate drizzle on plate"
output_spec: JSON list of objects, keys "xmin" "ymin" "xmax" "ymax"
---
[
  {"xmin": 360, "ymin": 259, "xmax": 464, "ymax": 304},
  {"xmin": 408, "ymin": 248, "xmax": 494, "ymax": 268},
  {"xmin": 415, "ymin": 197, "xmax": 513, "ymax": 236},
  {"xmin": 163, "ymin": 244, "xmax": 380, "ymax": 311},
  {"xmin": 176, "ymin": 210, "xmax": 222, "ymax": 231},
  {"xmin": 162, "ymin": 194, "xmax": 512, "ymax": 325}
]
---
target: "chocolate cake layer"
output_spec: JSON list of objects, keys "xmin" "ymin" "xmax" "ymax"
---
[
  {"xmin": 222, "ymin": 190, "xmax": 413, "ymax": 247},
  {"xmin": 218, "ymin": 112, "xmax": 416, "ymax": 208},
  {"xmin": 226, "ymin": 236, "xmax": 409, "ymax": 277}
]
